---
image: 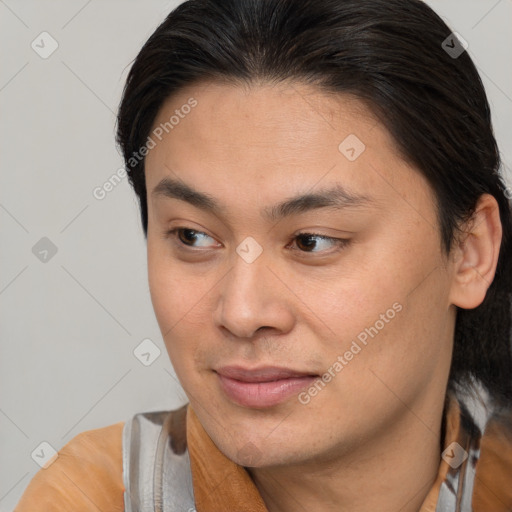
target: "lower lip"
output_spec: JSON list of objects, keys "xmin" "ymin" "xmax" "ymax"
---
[{"xmin": 216, "ymin": 372, "xmax": 318, "ymax": 408}]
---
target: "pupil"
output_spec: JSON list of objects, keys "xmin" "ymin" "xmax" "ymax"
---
[
  {"xmin": 298, "ymin": 235, "xmax": 316, "ymax": 251},
  {"xmin": 181, "ymin": 229, "xmax": 196, "ymax": 244}
]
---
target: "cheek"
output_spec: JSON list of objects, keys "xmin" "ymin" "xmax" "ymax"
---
[
  {"xmin": 317, "ymin": 229, "xmax": 448, "ymax": 373},
  {"xmin": 339, "ymin": 266, "xmax": 451, "ymax": 402},
  {"xmin": 313, "ymin": 257, "xmax": 402, "ymax": 349},
  {"xmin": 148, "ymin": 257, "xmax": 180, "ymax": 330},
  {"xmin": 148, "ymin": 238, "xmax": 200, "ymax": 321},
  {"xmin": 147, "ymin": 241, "xmax": 219, "ymax": 374},
  {"xmin": 148, "ymin": 244, "xmax": 196, "ymax": 343}
]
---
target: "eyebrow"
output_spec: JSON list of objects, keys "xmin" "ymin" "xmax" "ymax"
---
[{"xmin": 151, "ymin": 177, "xmax": 374, "ymax": 223}]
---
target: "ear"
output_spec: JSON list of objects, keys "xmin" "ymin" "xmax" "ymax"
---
[{"xmin": 449, "ymin": 194, "xmax": 502, "ymax": 309}]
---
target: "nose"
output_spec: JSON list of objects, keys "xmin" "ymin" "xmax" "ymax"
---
[{"xmin": 213, "ymin": 248, "xmax": 295, "ymax": 340}]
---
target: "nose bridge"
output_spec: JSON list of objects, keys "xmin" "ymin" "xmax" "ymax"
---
[
  {"xmin": 224, "ymin": 249, "xmax": 268, "ymax": 314},
  {"xmin": 215, "ymin": 246, "xmax": 289, "ymax": 338}
]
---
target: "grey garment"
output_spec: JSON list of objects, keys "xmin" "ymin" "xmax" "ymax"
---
[
  {"xmin": 123, "ymin": 404, "xmax": 196, "ymax": 512},
  {"xmin": 435, "ymin": 379, "xmax": 512, "ymax": 512}
]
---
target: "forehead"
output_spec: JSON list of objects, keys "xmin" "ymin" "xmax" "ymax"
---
[
  {"xmin": 144, "ymin": 80, "xmax": 435, "ymax": 224},
  {"xmin": 148, "ymin": 80, "xmax": 383, "ymax": 162}
]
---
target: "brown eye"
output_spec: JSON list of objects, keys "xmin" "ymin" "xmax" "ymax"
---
[
  {"xmin": 290, "ymin": 233, "xmax": 350, "ymax": 254},
  {"xmin": 295, "ymin": 234, "xmax": 319, "ymax": 251},
  {"xmin": 166, "ymin": 228, "xmax": 219, "ymax": 249},
  {"xmin": 177, "ymin": 228, "xmax": 201, "ymax": 245}
]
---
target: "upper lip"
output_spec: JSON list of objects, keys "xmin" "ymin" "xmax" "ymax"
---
[{"xmin": 215, "ymin": 365, "xmax": 317, "ymax": 383}]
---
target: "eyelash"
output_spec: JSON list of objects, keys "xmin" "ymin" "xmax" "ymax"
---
[{"xmin": 164, "ymin": 227, "xmax": 350, "ymax": 255}]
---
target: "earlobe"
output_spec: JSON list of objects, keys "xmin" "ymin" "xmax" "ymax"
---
[{"xmin": 449, "ymin": 194, "xmax": 502, "ymax": 310}]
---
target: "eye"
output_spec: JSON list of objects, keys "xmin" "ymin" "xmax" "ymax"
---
[
  {"xmin": 288, "ymin": 232, "xmax": 350, "ymax": 254},
  {"xmin": 167, "ymin": 228, "xmax": 219, "ymax": 249}
]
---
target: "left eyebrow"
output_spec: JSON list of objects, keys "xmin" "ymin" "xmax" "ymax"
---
[
  {"xmin": 263, "ymin": 184, "xmax": 374, "ymax": 222},
  {"xmin": 151, "ymin": 177, "xmax": 374, "ymax": 222}
]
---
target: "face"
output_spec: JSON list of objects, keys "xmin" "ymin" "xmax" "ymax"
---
[{"xmin": 144, "ymin": 80, "xmax": 456, "ymax": 468}]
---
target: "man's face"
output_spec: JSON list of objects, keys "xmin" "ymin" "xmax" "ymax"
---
[{"xmin": 145, "ymin": 81, "xmax": 456, "ymax": 467}]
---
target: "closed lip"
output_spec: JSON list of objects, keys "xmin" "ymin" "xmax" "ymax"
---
[{"xmin": 215, "ymin": 365, "xmax": 318, "ymax": 383}]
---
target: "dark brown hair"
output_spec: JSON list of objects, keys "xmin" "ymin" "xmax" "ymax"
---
[{"xmin": 116, "ymin": 0, "xmax": 512, "ymax": 401}]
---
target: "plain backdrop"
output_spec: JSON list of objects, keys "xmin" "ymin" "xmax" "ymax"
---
[{"xmin": 1, "ymin": 0, "xmax": 511, "ymax": 509}]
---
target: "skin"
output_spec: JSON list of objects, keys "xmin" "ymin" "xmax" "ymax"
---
[{"xmin": 144, "ymin": 80, "xmax": 502, "ymax": 512}]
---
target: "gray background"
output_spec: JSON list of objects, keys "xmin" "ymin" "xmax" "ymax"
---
[{"xmin": 1, "ymin": 0, "xmax": 511, "ymax": 509}]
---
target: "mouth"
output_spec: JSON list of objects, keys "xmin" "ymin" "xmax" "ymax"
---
[{"xmin": 215, "ymin": 365, "xmax": 319, "ymax": 408}]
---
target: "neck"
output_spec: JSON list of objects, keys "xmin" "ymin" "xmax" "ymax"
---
[{"xmin": 247, "ymin": 400, "xmax": 444, "ymax": 512}]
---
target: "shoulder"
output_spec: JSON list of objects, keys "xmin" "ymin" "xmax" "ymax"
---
[{"xmin": 15, "ymin": 421, "xmax": 125, "ymax": 512}]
